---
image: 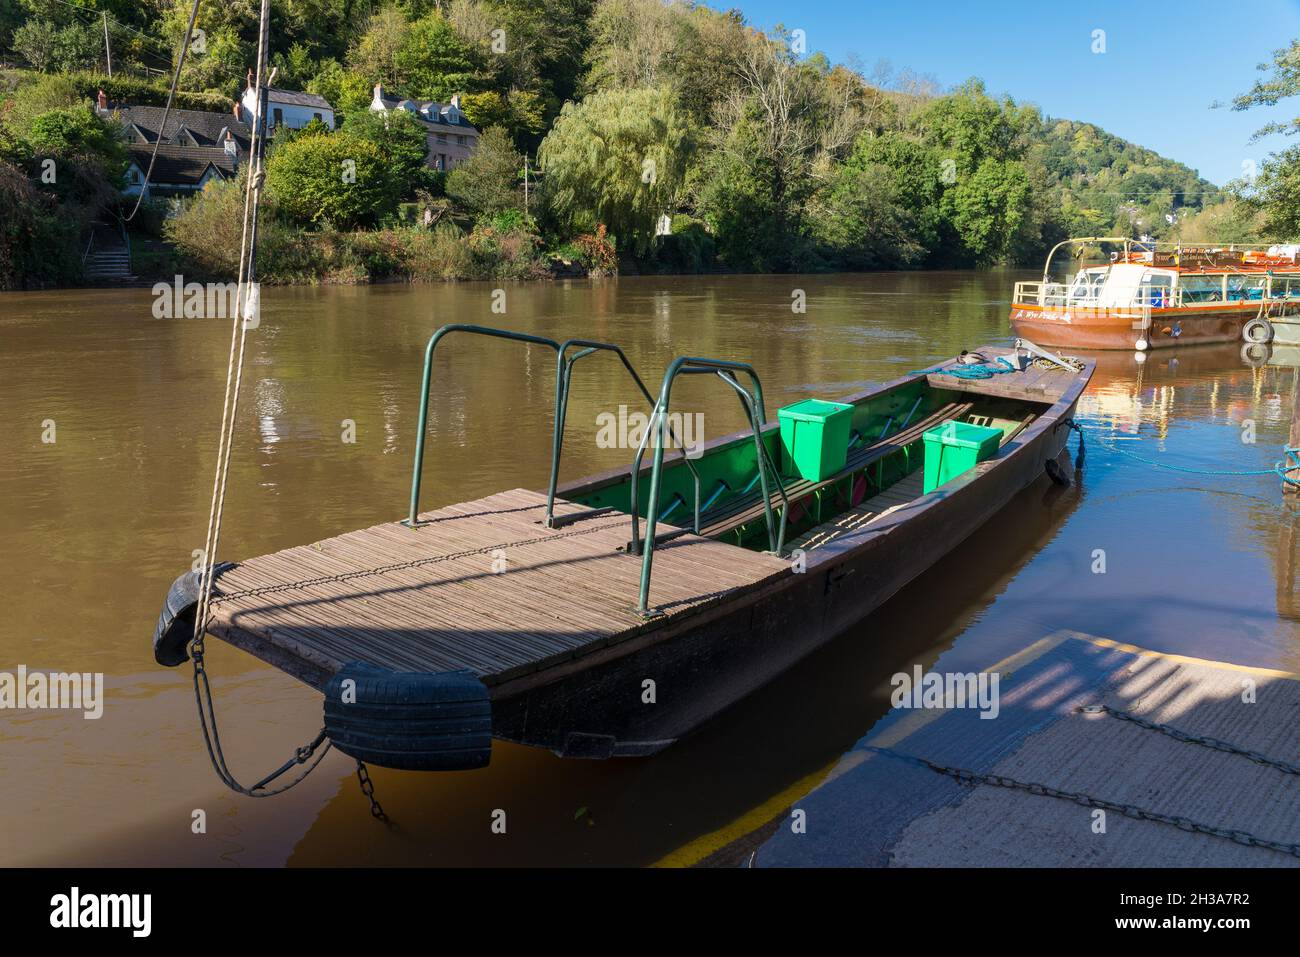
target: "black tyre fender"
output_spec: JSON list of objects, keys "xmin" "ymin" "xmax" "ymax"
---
[
  {"xmin": 323, "ymin": 662, "xmax": 492, "ymax": 772},
  {"xmin": 1045, "ymin": 455, "xmax": 1072, "ymax": 487},
  {"xmin": 153, "ymin": 562, "xmax": 237, "ymax": 667},
  {"xmin": 1243, "ymin": 317, "xmax": 1274, "ymax": 344}
]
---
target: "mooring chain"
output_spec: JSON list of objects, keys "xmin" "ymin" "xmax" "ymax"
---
[
  {"xmin": 862, "ymin": 745, "xmax": 1300, "ymax": 859},
  {"xmin": 355, "ymin": 761, "xmax": 390, "ymax": 824},
  {"xmin": 212, "ymin": 518, "xmax": 628, "ymax": 604},
  {"xmin": 1083, "ymin": 704, "xmax": 1300, "ymax": 777}
]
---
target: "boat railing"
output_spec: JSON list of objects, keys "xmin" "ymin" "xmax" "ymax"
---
[
  {"xmin": 547, "ymin": 338, "xmax": 702, "ymax": 529},
  {"xmin": 629, "ymin": 356, "xmax": 789, "ymax": 616},
  {"xmin": 1013, "ymin": 279, "xmax": 1284, "ymax": 311},
  {"xmin": 405, "ymin": 324, "xmax": 693, "ymax": 530}
]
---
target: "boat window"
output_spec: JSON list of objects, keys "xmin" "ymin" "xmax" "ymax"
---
[
  {"xmin": 1140, "ymin": 272, "xmax": 1174, "ymax": 307},
  {"xmin": 1068, "ymin": 270, "xmax": 1106, "ymax": 303},
  {"xmin": 1179, "ymin": 275, "xmax": 1223, "ymax": 303},
  {"xmin": 1227, "ymin": 275, "xmax": 1268, "ymax": 301}
]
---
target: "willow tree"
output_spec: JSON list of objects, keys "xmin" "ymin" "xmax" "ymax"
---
[{"xmin": 538, "ymin": 85, "xmax": 693, "ymax": 255}]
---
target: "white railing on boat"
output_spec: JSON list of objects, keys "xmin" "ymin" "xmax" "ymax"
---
[{"xmin": 1012, "ymin": 276, "xmax": 1300, "ymax": 310}]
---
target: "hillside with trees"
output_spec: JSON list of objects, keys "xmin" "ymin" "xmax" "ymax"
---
[{"xmin": 0, "ymin": 0, "xmax": 1246, "ymax": 288}]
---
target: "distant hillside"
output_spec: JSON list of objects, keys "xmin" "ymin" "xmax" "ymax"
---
[{"xmin": 1033, "ymin": 117, "xmax": 1222, "ymax": 238}]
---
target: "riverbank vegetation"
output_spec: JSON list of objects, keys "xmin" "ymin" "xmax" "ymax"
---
[{"xmin": 0, "ymin": 0, "xmax": 1284, "ymax": 289}]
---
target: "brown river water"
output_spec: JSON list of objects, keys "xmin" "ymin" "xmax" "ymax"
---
[{"xmin": 1, "ymin": 271, "xmax": 1297, "ymax": 866}]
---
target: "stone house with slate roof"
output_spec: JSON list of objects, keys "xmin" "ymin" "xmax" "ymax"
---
[{"xmin": 369, "ymin": 84, "xmax": 479, "ymax": 171}]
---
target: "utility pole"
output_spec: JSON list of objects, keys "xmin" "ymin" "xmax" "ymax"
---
[{"xmin": 102, "ymin": 12, "xmax": 113, "ymax": 76}]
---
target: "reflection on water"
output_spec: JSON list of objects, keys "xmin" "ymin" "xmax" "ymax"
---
[{"xmin": 0, "ymin": 276, "xmax": 1296, "ymax": 865}]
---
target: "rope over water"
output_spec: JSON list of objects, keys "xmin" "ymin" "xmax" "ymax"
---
[
  {"xmin": 176, "ymin": 0, "xmax": 379, "ymax": 807},
  {"xmin": 1079, "ymin": 424, "xmax": 1300, "ymax": 484}
]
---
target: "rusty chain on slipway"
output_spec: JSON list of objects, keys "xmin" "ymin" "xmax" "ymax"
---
[{"xmin": 862, "ymin": 704, "xmax": 1300, "ymax": 859}]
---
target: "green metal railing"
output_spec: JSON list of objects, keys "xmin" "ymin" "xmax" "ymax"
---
[
  {"xmin": 406, "ymin": 325, "xmax": 560, "ymax": 527},
  {"xmin": 406, "ymin": 324, "xmax": 698, "ymax": 531},
  {"xmin": 630, "ymin": 357, "xmax": 788, "ymax": 616},
  {"xmin": 548, "ymin": 339, "xmax": 701, "ymax": 529}
]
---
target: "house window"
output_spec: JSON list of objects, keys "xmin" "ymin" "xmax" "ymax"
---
[
  {"xmin": 456, "ymin": 135, "xmax": 466, "ymax": 146},
  {"xmin": 273, "ymin": 107, "xmax": 284, "ymax": 126},
  {"xmin": 436, "ymin": 133, "xmax": 447, "ymax": 144}
]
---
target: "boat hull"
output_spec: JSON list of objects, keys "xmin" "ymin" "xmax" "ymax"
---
[
  {"xmin": 1009, "ymin": 303, "xmax": 1254, "ymax": 350},
  {"xmin": 489, "ymin": 385, "xmax": 1084, "ymax": 757}
]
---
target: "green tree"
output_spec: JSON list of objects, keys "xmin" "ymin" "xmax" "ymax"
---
[
  {"xmin": 446, "ymin": 125, "xmax": 522, "ymax": 217},
  {"xmin": 343, "ymin": 107, "xmax": 431, "ymax": 196},
  {"xmin": 398, "ymin": 12, "xmax": 480, "ymax": 102},
  {"xmin": 539, "ymin": 85, "xmax": 692, "ymax": 255},
  {"xmin": 11, "ymin": 19, "xmax": 57, "ymax": 72},
  {"xmin": 266, "ymin": 130, "xmax": 396, "ymax": 228},
  {"xmin": 941, "ymin": 158, "xmax": 1031, "ymax": 266},
  {"xmin": 695, "ymin": 114, "xmax": 788, "ymax": 272},
  {"xmin": 1231, "ymin": 39, "xmax": 1300, "ymax": 236}
]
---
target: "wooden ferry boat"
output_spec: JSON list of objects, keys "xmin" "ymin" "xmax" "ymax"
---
[
  {"xmin": 153, "ymin": 328, "xmax": 1092, "ymax": 775},
  {"xmin": 1010, "ymin": 237, "xmax": 1300, "ymax": 351}
]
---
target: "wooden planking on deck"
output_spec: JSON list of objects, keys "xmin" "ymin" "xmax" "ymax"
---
[
  {"xmin": 787, "ymin": 472, "xmax": 925, "ymax": 552},
  {"xmin": 927, "ymin": 360, "xmax": 1076, "ymax": 403},
  {"xmin": 205, "ymin": 488, "xmax": 790, "ymax": 687}
]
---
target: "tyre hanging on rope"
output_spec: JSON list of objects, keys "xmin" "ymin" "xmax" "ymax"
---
[
  {"xmin": 1243, "ymin": 317, "xmax": 1274, "ymax": 344},
  {"xmin": 153, "ymin": 562, "xmax": 237, "ymax": 666},
  {"xmin": 323, "ymin": 662, "xmax": 492, "ymax": 772}
]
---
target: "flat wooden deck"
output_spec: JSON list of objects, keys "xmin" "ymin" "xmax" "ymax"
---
[
  {"xmin": 205, "ymin": 489, "xmax": 790, "ymax": 689},
  {"xmin": 928, "ymin": 357, "xmax": 1079, "ymax": 403}
]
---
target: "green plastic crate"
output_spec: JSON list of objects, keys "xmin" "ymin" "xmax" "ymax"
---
[
  {"xmin": 922, "ymin": 421, "xmax": 1002, "ymax": 493},
  {"xmin": 778, "ymin": 398, "xmax": 854, "ymax": 481}
]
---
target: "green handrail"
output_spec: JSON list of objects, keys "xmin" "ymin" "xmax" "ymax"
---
[
  {"xmin": 406, "ymin": 324, "xmax": 561, "ymax": 527},
  {"xmin": 630, "ymin": 356, "xmax": 788, "ymax": 615},
  {"xmin": 406, "ymin": 324, "xmax": 693, "ymax": 532},
  {"xmin": 546, "ymin": 339, "xmax": 702, "ymax": 529}
]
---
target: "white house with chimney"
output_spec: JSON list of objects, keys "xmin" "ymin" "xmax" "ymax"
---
[{"xmin": 240, "ymin": 74, "xmax": 335, "ymax": 132}]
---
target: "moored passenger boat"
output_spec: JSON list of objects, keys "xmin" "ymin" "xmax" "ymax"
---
[{"xmin": 1010, "ymin": 237, "xmax": 1300, "ymax": 350}]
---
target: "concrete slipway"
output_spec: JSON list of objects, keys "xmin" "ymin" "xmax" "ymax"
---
[{"xmin": 662, "ymin": 631, "xmax": 1300, "ymax": 867}]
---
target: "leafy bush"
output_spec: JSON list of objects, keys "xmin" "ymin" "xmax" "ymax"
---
[
  {"xmin": 265, "ymin": 130, "xmax": 396, "ymax": 229},
  {"xmin": 446, "ymin": 126, "xmax": 522, "ymax": 218},
  {"xmin": 0, "ymin": 159, "xmax": 82, "ymax": 289},
  {"xmin": 569, "ymin": 224, "xmax": 617, "ymax": 276},
  {"xmin": 652, "ymin": 215, "xmax": 714, "ymax": 273}
]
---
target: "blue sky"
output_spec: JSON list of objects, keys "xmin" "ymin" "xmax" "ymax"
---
[{"xmin": 722, "ymin": 0, "xmax": 1300, "ymax": 186}]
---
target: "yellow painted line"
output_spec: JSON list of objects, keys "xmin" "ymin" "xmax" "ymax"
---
[
  {"xmin": 652, "ymin": 634, "xmax": 1072, "ymax": 868},
  {"xmin": 652, "ymin": 630, "xmax": 1299, "ymax": 867},
  {"xmin": 651, "ymin": 760, "xmax": 837, "ymax": 868},
  {"xmin": 1057, "ymin": 629, "xmax": 1300, "ymax": 680}
]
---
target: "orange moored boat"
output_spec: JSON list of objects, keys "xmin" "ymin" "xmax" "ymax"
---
[{"xmin": 1009, "ymin": 236, "xmax": 1300, "ymax": 351}]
